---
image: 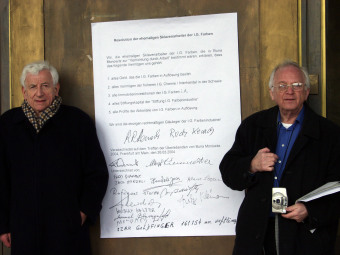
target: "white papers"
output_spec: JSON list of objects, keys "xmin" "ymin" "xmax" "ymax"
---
[
  {"xmin": 296, "ymin": 181, "xmax": 340, "ymax": 203},
  {"xmin": 91, "ymin": 13, "xmax": 244, "ymax": 238}
]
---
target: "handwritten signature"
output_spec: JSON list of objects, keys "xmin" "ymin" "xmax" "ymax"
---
[
  {"xmin": 135, "ymin": 208, "xmax": 171, "ymax": 223},
  {"xmin": 169, "ymin": 127, "xmax": 214, "ymax": 138},
  {"xmin": 177, "ymin": 194, "xmax": 198, "ymax": 207},
  {"xmin": 146, "ymin": 157, "xmax": 213, "ymax": 167},
  {"xmin": 124, "ymin": 129, "xmax": 160, "ymax": 144},
  {"xmin": 200, "ymin": 189, "xmax": 229, "ymax": 201},
  {"xmin": 109, "ymin": 189, "xmax": 162, "ymax": 210},
  {"xmin": 109, "ymin": 158, "xmax": 139, "ymax": 168},
  {"xmin": 160, "ymin": 183, "xmax": 202, "ymax": 198}
]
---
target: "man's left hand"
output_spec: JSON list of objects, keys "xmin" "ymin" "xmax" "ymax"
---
[
  {"xmin": 281, "ymin": 203, "xmax": 308, "ymax": 222},
  {"xmin": 80, "ymin": 211, "xmax": 87, "ymax": 226}
]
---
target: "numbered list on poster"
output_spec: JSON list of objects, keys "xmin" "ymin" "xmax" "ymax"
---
[{"xmin": 91, "ymin": 13, "xmax": 244, "ymax": 238}]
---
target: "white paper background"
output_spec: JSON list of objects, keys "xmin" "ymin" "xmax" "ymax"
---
[{"xmin": 92, "ymin": 13, "xmax": 244, "ymax": 238}]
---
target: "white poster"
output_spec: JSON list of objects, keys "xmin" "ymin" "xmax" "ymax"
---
[{"xmin": 92, "ymin": 13, "xmax": 244, "ymax": 238}]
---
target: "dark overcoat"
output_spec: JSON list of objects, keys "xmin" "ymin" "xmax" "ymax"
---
[
  {"xmin": 220, "ymin": 104, "xmax": 340, "ymax": 255},
  {"xmin": 0, "ymin": 105, "xmax": 109, "ymax": 255}
]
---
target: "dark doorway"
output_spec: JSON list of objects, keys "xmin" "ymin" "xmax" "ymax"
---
[{"xmin": 326, "ymin": 0, "xmax": 340, "ymax": 126}]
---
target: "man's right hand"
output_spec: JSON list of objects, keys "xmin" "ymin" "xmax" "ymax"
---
[
  {"xmin": 250, "ymin": 147, "xmax": 278, "ymax": 173},
  {"xmin": 0, "ymin": 233, "xmax": 11, "ymax": 248}
]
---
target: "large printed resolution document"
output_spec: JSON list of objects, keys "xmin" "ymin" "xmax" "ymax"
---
[{"xmin": 92, "ymin": 13, "xmax": 244, "ymax": 238}]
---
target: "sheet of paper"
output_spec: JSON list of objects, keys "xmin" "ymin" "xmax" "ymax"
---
[
  {"xmin": 296, "ymin": 181, "xmax": 340, "ymax": 203},
  {"xmin": 92, "ymin": 13, "xmax": 244, "ymax": 238}
]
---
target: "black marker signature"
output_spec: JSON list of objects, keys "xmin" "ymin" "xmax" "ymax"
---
[
  {"xmin": 109, "ymin": 158, "xmax": 139, "ymax": 168},
  {"xmin": 109, "ymin": 189, "xmax": 161, "ymax": 210},
  {"xmin": 124, "ymin": 129, "xmax": 160, "ymax": 144},
  {"xmin": 146, "ymin": 157, "xmax": 213, "ymax": 167}
]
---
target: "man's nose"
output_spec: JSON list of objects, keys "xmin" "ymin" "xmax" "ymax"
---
[
  {"xmin": 36, "ymin": 86, "xmax": 44, "ymax": 96},
  {"xmin": 286, "ymin": 85, "xmax": 294, "ymax": 94}
]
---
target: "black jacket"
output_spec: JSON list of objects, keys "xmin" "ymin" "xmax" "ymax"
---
[
  {"xmin": 220, "ymin": 104, "xmax": 340, "ymax": 255},
  {"xmin": 0, "ymin": 105, "xmax": 109, "ymax": 255}
]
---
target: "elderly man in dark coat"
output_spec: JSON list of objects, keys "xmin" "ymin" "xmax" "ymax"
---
[
  {"xmin": 0, "ymin": 61, "xmax": 109, "ymax": 255},
  {"xmin": 220, "ymin": 60, "xmax": 340, "ymax": 255}
]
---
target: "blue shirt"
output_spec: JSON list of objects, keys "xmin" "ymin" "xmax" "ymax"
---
[{"xmin": 273, "ymin": 106, "xmax": 305, "ymax": 187}]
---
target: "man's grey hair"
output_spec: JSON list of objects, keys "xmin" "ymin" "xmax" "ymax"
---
[
  {"xmin": 20, "ymin": 60, "xmax": 59, "ymax": 87},
  {"xmin": 268, "ymin": 60, "xmax": 310, "ymax": 91}
]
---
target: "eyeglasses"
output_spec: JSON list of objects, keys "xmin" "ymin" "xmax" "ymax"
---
[{"xmin": 272, "ymin": 82, "xmax": 304, "ymax": 92}]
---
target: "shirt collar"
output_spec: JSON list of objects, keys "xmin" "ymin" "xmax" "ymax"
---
[{"xmin": 277, "ymin": 105, "xmax": 305, "ymax": 126}]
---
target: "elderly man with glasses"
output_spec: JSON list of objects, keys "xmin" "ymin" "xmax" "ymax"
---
[{"xmin": 220, "ymin": 60, "xmax": 340, "ymax": 255}]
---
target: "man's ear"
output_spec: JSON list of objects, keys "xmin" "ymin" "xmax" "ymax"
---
[
  {"xmin": 304, "ymin": 88, "xmax": 310, "ymax": 101},
  {"xmin": 55, "ymin": 83, "xmax": 60, "ymax": 96},
  {"xmin": 21, "ymin": 86, "xmax": 27, "ymax": 99},
  {"xmin": 269, "ymin": 88, "xmax": 275, "ymax": 101}
]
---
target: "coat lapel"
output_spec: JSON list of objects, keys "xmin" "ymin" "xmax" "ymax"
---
[
  {"xmin": 259, "ymin": 106, "xmax": 279, "ymax": 152},
  {"xmin": 285, "ymin": 105, "xmax": 320, "ymax": 168}
]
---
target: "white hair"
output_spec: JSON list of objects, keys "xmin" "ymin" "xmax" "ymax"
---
[
  {"xmin": 20, "ymin": 60, "xmax": 59, "ymax": 87},
  {"xmin": 268, "ymin": 60, "xmax": 310, "ymax": 91}
]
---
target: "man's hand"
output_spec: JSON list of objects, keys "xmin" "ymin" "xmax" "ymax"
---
[
  {"xmin": 0, "ymin": 233, "xmax": 11, "ymax": 248},
  {"xmin": 250, "ymin": 147, "xmax": 278, "ymax": 173},
  {"xmin": 80, "ymin": 211, "xmax": 87, "ymax": 226},
  {"xmin": 281, "ymin": 203, "xmax": 308, "ymax": 223}
]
